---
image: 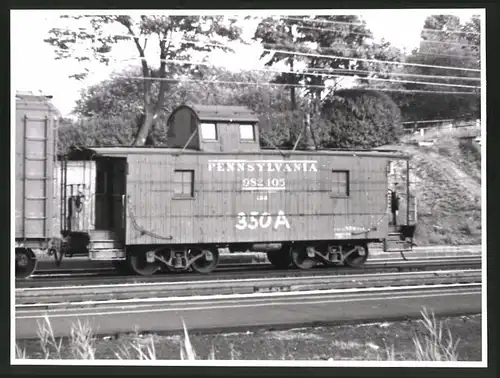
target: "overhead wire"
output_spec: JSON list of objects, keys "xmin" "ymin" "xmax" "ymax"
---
[
  {"xmin": 109, "ymin": 74, "xmax": 479, "ymax": 95},
  {"xmin": 50, "ymin": 17, "xmax": 482, "ymax": 97},
  {"xmin": 58, "ymin": 49, "xmax": 480, "ymax": 89},
  {"xmin": 300, "ymin": 67, "xmax": 479, "ymax": 81},
  {"xmin": 260, "ymin": 42, "xmax": 480, "ymax": 62},
  {"xmin": 272, "ymin": 20, "xmax": 479, "ymax": 49},
  {"xmin": 275, "ymin": 18, "xmax": 479, "ymax": 48},
  {"xmin": 139, "ymin": 56, "xmax": 481, "ymax": 89},
  {"xmin": 257, "ymin": 48, "xmax": 480, "ymax": 72},
  {"xmin": 52, "ymin": 27, "xmax": 480, "ymax": 73},
  {"xmin": 281, "ymin": 15, "xmax": 481, "ymax": 35}
]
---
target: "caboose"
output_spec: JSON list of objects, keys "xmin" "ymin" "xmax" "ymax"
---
[{"xmin": 15, "ymin": 98, "xmax": 417, "ymax": 278}]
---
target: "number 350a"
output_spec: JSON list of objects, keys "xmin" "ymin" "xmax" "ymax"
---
[{"xmin": 235, "ymin": 211, "xmax": 291, "ymax": 230}]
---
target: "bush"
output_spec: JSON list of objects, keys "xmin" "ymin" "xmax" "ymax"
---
[{"xmin": 318, "ymin": 89, "xmax": 403, "ymax": 149}]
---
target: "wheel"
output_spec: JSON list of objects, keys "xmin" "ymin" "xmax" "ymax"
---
[
  {"xmin": 128, "ymin": 249, "xmax": 162, "ymax": 276},
  {"xmin": 189, "ymin": 247, "xmax": 220, "ymax": 274},
  {"xmin": 290, "ymin": 244, "xmax": 317, "ymax": 270},
  {"xmin": 343, "ymin": 244, "xmax": 369, "ymax": 268},
  {"xmin": 16, "ymin": 248, "xmax": 37, "ymax": 279},
  {"xmin": 266, "ymin": 245, "xmax": 292, "ymax": 269}
]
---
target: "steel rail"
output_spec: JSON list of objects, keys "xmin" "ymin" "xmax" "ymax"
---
[
  {"xmin": 16, "ymin": 268, "xmax": 481, "ymax": 308},
  {"xmin": 15, "ymin": 282, "xmax": 481, "ymax": 340},
  {"xmin": 16, "ymin": 256, "xmax": 481, "ymax": 289}
]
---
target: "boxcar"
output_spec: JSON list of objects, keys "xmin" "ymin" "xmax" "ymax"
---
[
  {"xmin": 53, "ymin": 104, "xmax": 416, "ymax": 276},
  {"xmin": 15, "ymin": 92, "xmax": 59, "ymax": 278}
]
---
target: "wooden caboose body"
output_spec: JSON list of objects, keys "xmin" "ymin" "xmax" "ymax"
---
[{"xmin": 59, "ymin": 104, "xmax": 416, "ymax": 274}]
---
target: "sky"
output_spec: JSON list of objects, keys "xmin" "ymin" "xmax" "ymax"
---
[{"xmin": 11, "ymin": 9, "xmax": 481, "ymax": 117}]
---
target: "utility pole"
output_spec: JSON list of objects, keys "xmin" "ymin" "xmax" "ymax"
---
[{"xmin": 303, "ymin": 93, "xmax": 316, "ymax": 151}]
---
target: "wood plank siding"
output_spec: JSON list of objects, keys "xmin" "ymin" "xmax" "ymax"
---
[{"xmin": 125, "ymin": 152, "xmax": 393, "ymax": 245}]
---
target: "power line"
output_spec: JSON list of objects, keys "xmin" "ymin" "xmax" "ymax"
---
[
  {"xmin": 414, "ymin": 51, "xmax": 480, "ymax": 60},
  {"xmin": 418, "ymin": 38, "xmax": 479, "ymax": 48},
  {"xmin": 59, "ymin": 47, "xmax": 480, "ymax": 86},
  {"xmin": 281, "ymin": 16, "xmax": 481, "ymax": 35},
  {"xmin": 109, "ymin": 74, "xmax": 480, "ymax": 95},
  {"xmin": 302, "ymin": 67, "xmax": 480, "ymax": 81},
  {"xmin": 164, "ymin": 58, "xmax": 480, "ymax": 89},
  {"xmin": 78, "ymin": 53, "xmax": 479, "ymax": 89},
  {"xmin": 276, "ymin": 18, "xmax": 479, "ymax": 48},
  {"xmin": 52, "ymin": 28, "xmax": 480, "ymax": 73},
  {"xmin": 261, "ymin": 48, "xmax": 480, "ymax": 72},
  {"xmin": 261, "ymin": 42, "xmax": 480, "ymax": 66},
  {"xmin": 262, "ymin": 41, "xmax": 478, "ymax": 61}
]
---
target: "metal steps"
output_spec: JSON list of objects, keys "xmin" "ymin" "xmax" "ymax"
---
[{"xmin": 383, "ymin": 232, "xmax": 413, "ymax": 253}]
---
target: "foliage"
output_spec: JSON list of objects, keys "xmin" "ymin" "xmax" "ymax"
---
[
  {"xmin": 318, "ymin": 89, "xmax": 403, "ymax": 148},
  {"xmin": 393, "ymin": 14, "xmax": 480, "ymax": 121},
  {"xmin": 45, "ymin": 15, "xmax": 244, "ymax": 145},
  {"xmin": 60, "ymin": 65, "xmax": 306, "ymax": 151},
  {"xmin": 413, "ymin": 308, "xmax": 460, "ymax": 361},
  {"xmin": 253, "ymin": 15, "xmax": 405, "ymax": 109},
  {"xmin": 57, "ymin": 115, "xmax": 139, "ymax": 153}
]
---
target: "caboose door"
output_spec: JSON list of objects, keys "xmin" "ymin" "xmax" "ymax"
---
[
  {"xmin": 94, "ymin": 157, "xmax": 127, "ymax": 241},
  {"xmin": 110, "ymin": 158, "xmax": 127, "ymax": 240}
]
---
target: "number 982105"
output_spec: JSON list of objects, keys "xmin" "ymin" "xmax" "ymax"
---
[{"xmin": 242, "ymin": 178, "xmax": 285, "ymax": 188}]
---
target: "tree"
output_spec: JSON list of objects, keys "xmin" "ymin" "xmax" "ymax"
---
[
  {"xmin": 254, "ymin": 15, "xmax": 405, "ymax": 113},
  {"xmin": 393, "ymin": 15, "xmax": 481, "ymax": 121},
  {"xmin": 45, "ymin": 15, "xmax": 243, "ymax": 145},
  {"xmin": 253, "ymin": 16, "xmax": 310, "ymax": 110},
  {"xmin": 318, "ymin": 89, "xmax": 403, "ymax": 149},
  {"xmin": 59, "ymin": 65, "xmax": 302, "ymax": 151}
]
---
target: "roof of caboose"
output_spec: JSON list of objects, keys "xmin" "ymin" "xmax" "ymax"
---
[
  {"xmin": 62, "ymin": 145, "xmax": 411, "ymax": 160},
  {"xmin": 168, "ymin": 104, "xmax": 259, "ymax": 123}
]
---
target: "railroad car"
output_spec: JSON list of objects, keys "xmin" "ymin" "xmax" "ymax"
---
[
  {"xmin": 14, "ymin": 96, "xmax": 417, "ymax": 279},
  {"xmin": 15, "ymin": 92, "xmax": 60, "ymax": 279}
]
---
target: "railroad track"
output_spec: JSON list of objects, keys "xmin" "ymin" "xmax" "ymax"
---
[
  {"xmin": 29, "ymin": 244, "xmax": 482, "ymax": 277},
  {"xmin": 16, "ymin": 256, "xmax": 481, "ymax": 289},
  {"xmin": 16, "ymin": 268, "xmax": 481, "ymax": 311}
]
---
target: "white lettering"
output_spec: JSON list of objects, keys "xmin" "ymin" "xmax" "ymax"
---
[
  {"xmin": 242, "ymin": 178, "xmax": 286, "ymax": 190},
  {"xmin": 235, "ymin": 211, "xmax": 291, "ymax": 230},
  {"xmin": 208, "ymin": 160, "xmax": 318, "ymax": 173},
  {"xmin": 259, "ymin": 212, "xmax": 272, "ymax": 228},
  {"xmin": 247, "ymin": 211, "xmax": 259, "ymax": 230},
  {"xmin": 274, "ymin": 210, "xmax": 291, "ymax": 229},
  {"xmin": 235, "ymin": 212, "xmax": 247, "ymax": 230}
]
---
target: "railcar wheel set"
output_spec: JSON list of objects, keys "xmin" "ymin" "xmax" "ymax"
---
[{"xmin": 15, "ymin": 93, "xmax": 417, "ymax": 279}]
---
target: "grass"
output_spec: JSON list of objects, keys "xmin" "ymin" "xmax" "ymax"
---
[{"xmin": 15, "ymin": 308, "xmax": 468, "ymax": 361}]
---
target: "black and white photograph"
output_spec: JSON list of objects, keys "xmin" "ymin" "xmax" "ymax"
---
[{"xmin": 11, "ymin": 8, "xmax": 485, "ymax": 367}]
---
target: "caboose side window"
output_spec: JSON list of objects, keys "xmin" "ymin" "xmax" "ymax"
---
[
  {"xmin": 239, "ymin": 124, "xmax": 255, "ymax": 141},
  {"xmin": 331, "ymin": 170, "xmax": 349, "ymax": 197},
  {"xmin": 173, "ymin": 169, "xmax": 194, "ymax": 198},
  {"xmin": 200, "ymin": 123, "xmax": 217, "ymax": 141}
]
